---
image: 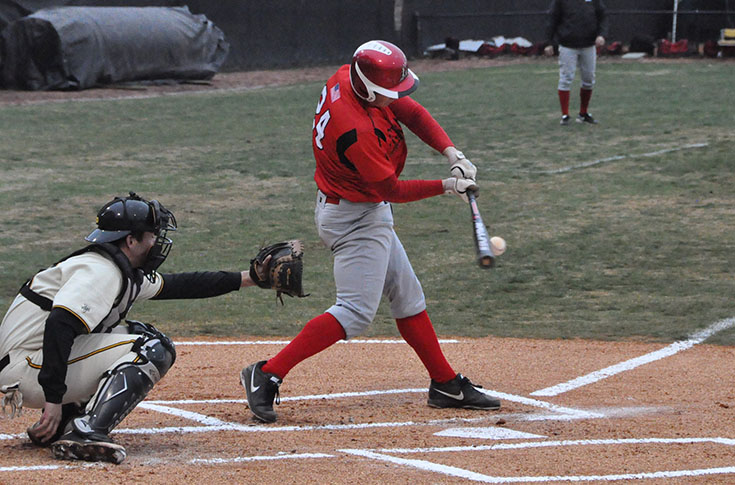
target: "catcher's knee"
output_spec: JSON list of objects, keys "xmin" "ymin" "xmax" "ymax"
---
[{"xmin": 128, "ymin": 320, "xmax": 176, "ymax": 382}]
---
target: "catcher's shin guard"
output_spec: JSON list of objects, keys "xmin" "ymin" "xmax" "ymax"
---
[
  {"xmin": 51, "ymin": 364, "xmax": 152, "ymax": 465},
  {"xmin": 52, "ymin": 334, "xmax": 175, "ymax": 464},
  {"xmin": 82, "ymin": 335, "xmax": 175, "ymax": 436}
]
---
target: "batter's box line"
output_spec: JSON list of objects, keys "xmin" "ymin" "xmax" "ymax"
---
[
  {"xmin": 123, "ymin": 389, "xmax": 597, "ymax": 436},
  {"xmin": 143, "ymin": 387, "xmax": 599, "ymax": 420},
  {"xmin": 339, "ymin": 437, "xmax": 735, "ymax": 484},
  {"xmin": 0, "ymin": 453, "xmax": 335, "ymax": 473},
  {"xmin": 0, "ymin": 389, "xmax": 598, "ymax": 442}
]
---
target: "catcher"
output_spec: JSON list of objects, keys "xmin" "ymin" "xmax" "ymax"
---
[{"xmin": 0, "ymin": 192, "xmax": 304, "ymax": 465}]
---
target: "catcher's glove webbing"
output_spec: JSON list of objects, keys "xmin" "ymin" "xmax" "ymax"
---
[{"xmin": 249, "ymin": 240, "xmax": 308, "ymax": 304}]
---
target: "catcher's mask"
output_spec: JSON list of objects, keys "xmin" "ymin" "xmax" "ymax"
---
[
  {"xmin": 349, "ymin": 40, "xmax": 419, "ymax": 103},
  {"xmin": 86, "ymin": 192, "xmax": 177, "ymax": 282}
]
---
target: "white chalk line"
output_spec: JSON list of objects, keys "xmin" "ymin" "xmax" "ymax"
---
[
  {"xmin": 3, "ymin": 322, "xmax": 728, "ymax": 476},
  {"xmin": 341, "ymin": 438, "xmax": 735, "ymax": 483},
  {"xmin": 133, "ymin": 388, "xmax": 596, "ymax": 433},
  {"xmin": 175, "ymin": 338, "xmax": 458, "ymax": 346},
  {"xmin": 373, "ymin": 436, "xmax": 735, "ymax": 454},
  {"xmin": 144, "ymin": 387, "xmax": 596, "ymax": 419},
  {"xmin": 113, "ymin": 416, "xmax": 500, "ymax": 437},
  {"xmin": 0, "ymin": 387, "xmax": 596, "ymax": 442},
  {"xmin": 0, "ymin": 453, "xmax": 334, "ymax": 472},
  {"xmin": 405, "ymin": 142, "xmax": 709, "ymax": 175},
  {"xmin": 144, "ymin": 387, "xmax": 428, "ymax": 405},
  {"xmin": 531, "ymin": 317, "xmax": 735, "ymax": 397},
  {"xmin": 0, "ymin": 462, "xmax": 104, "ymax": 472},
  {"xmin": 523, "ymin": 142, "xmax": 709, "ymax": 175},
  {"xmin": 189, "ymin": 452, "xmax": 334, "ymax": 465},
  {"xmin": 0, "ymin": 465, "xmax": 68, "ymax": 472}
]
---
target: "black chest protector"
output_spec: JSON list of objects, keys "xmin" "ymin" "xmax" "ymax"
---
[{"xmin": 19, "ymin": 243, "xmax": 144, "ymax": 333}]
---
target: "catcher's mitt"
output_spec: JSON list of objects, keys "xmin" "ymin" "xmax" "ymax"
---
[{"xmin": 249, "ymin": 240, "xmax": 308, "ymax": 304}]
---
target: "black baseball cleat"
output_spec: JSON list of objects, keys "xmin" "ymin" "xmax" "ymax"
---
[
  {"xmin": 576, "ymin": 112, "xmax": 598, "ymax": 124},
  {"xmin": 427, "ymin": 374, "xmax": 501, "ymax": 410},
  {"xmin": 241, "ymin": 360, "xmax": 281, "ymax": 423},
  {"xmin": 51, "ymin": 429, "xmax": 126, "ymax": 464},
  {"xmin": 560, "ymin": 114, "xmax": 571, "ymax": 126}
]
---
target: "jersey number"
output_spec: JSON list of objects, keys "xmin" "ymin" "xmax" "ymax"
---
[{"xmin": 314, "ymin": 85, "xmax": 331, "ymax": 150}]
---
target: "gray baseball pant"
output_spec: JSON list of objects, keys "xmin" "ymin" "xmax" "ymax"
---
[{"xmin": 558, "ymin": 45, "xmax": 596, "ymax": 91}]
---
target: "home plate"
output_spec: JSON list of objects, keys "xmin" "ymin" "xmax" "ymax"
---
[{"xmin": 435, "ymin": 427, "xmax": 545, "ymax": 440}]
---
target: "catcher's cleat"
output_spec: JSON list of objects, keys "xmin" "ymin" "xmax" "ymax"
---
[
  {"xmin": 51, "ymin": 430, "xmax": 126, "ymax": 464},
  {"xmin": 241, "ymin": 361, "xmax": 281, "ymax": 423},
  {"xmin": 427, "ymin": 374, "xmax": 501, "ymax": 410}
]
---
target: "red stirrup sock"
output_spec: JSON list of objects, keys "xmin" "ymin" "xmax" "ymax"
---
[
  {"xmin": 580, "ymin": 88, "xmax": 593, "ymax": 114},
  {"xmin": 396, "ymin": 310, "xmax": 456, "ymax": 383},
  {"xmin": 262, "ymin": 313, "xmax": 346, "ymax": 379},
  {"xmin": 558, "ymin": 89, "xmax": 570, "ymax": 116}
]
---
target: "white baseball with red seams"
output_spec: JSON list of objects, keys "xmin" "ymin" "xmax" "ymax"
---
[{"xmin": 490, "ymin": 236, "xmax": 506, "ymax": 256}]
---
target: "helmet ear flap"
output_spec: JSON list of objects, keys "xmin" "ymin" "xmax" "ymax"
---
[
  {"xmin": 349, "ymin": 61, "xmax": 375, "ymax": 102},
  {"xmin": 349, "ymin": 40, "xmax": 419, "ymax": 102}
]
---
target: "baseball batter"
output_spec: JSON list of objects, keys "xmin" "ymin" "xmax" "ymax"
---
[
  {"xmin": 0, "ymin": 193, "xmax": 263, "ymax": 464},
  {"xmin": 241, "ymin": 40, "xmax": 501, "ymax": 423},
  {"xmin": 544, "ymin": 0, "xmax": 608, "ymax": 125}
]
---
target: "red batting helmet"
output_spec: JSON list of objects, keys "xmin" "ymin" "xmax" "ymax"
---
[{"xmin": 349, "ymin": 40, "xmax": 419, "ymax": 103}]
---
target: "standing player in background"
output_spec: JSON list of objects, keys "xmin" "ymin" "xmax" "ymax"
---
[
  {"xmin": 544, "ymin": 0, "xmax": 608, "ymax": 125},
  {"xmin": 241, "ymin": 40, "xmax": 501, "ymax": 423},
  {"xmin": 0, "ymin": 193, "xmax": 281, "ymax": 464}
]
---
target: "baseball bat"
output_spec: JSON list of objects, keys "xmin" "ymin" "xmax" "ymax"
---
[{"xmin": 467, "ymin": 190, "xmax": 495, "ymax": 269}]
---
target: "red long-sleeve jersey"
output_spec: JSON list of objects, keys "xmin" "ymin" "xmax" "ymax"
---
[{"xmin": 312, "ymin": 65, "xmax": 452, "ymax": 203}]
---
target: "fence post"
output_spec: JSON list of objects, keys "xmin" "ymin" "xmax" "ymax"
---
[{"xmin": 672, "ymin": 0, "xmax": 679, "ymax": 42}]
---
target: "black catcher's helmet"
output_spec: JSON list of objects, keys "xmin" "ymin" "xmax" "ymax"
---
[{"xmin": 86, "ymin": 192, "xmax": 177, "ymax": 281}]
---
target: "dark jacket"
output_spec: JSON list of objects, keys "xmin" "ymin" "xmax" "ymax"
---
[{"xmin": 546, "ymin": 0, "xmax": 609, "ymax": 48}]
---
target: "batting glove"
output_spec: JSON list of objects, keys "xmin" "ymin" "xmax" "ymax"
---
[
  {"xmin": 443, "ymin": 177, "xmax": 478, "ymax": 203},
  {"xmin": 444, "ymin": 147, "xmax": 477, "ymax": 181}
]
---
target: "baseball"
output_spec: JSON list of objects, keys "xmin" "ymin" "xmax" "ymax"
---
[{"xmin": 490, "ymin": 236, "xmax": 506, "ymax": 256}]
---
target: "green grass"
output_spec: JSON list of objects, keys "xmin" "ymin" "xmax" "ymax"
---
[{"xmin": 1, "ymin": 59, "xmax": 734, "ymax": 343}]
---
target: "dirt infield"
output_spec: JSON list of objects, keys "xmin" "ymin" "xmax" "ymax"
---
[{"xmin": 2, "ymin": 334, "xmax": 735, "ymax": 484}]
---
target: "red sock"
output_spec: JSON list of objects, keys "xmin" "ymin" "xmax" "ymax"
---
[
  {"xmin": 396, "ymin": 310, "xmax": 456, "ymax": 383},
  {"xmin": 558, "ymin": 89, "xmax": 570, "ymax": 116},
  {"xmin": 580, "ymin": 88, "xmax": 593, "ymax": 114},
  {"xmin": 262, "ymin": 313, "xmax": 346, "ymax": 379}
]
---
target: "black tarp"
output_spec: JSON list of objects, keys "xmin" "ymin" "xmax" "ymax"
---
[
  {"xmin": 0, "ymin": 0, "xmax": 64, "ymax": 31},
  {"xmin": 1, "ymin": 5, "xmax": 229, "ymax": 90}
]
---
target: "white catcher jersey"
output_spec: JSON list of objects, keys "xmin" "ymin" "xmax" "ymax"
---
[{"xmin": 0, "ymin": 251, "xmax": 162, "ymax": 357}]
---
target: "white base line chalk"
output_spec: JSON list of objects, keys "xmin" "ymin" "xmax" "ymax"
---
[
  {"xmin": 342, "ymin": 437, "xmax": 735, "ymax": 483},
  {"xmin": 531, "ymin": 317, "xmax": 735, "ymax": 397},
  {"xmin": 189, "ymin": 452, "xmax": 334, "ymax": 465},
  {"xmin": 531, "ymin": 142, "xmax": 709, "ymax": 175}
]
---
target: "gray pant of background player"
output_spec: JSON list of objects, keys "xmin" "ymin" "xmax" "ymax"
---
[
  {"xmin": 558, "ymin": 45, "xmax": 596, "ymax": 91},
  {"xmin": 315, "ymin": 190, "xmax": 426, "ymax": 340}
]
